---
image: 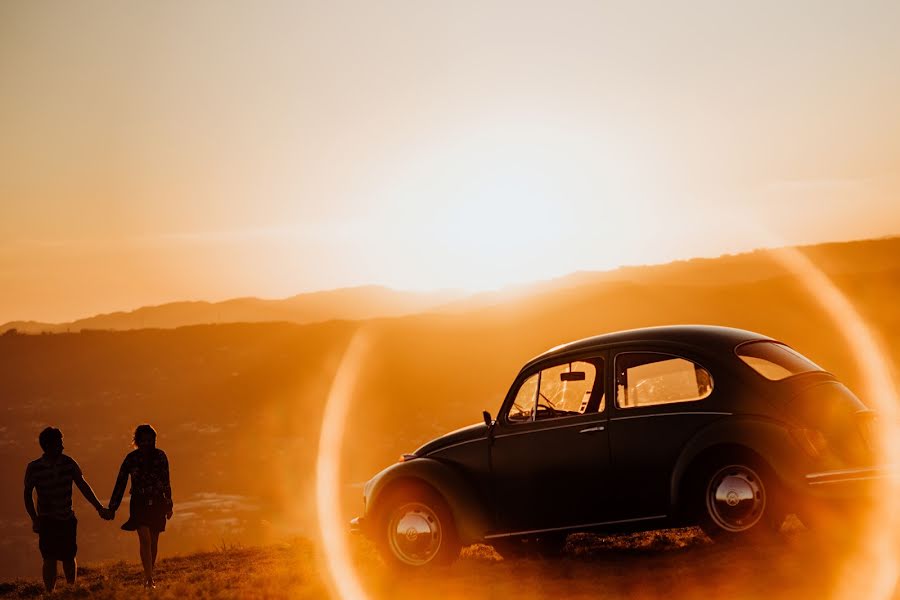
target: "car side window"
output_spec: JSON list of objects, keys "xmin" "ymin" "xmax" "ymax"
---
[
  {"xmin": 615, "ymin": 352, "xmax": 712, "ymax": 409},
  {"xmin": 507, "ymin": 360, "xmax": 602, "ymax": 423}
]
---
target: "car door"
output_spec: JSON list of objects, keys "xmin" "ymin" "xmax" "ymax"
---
[
  {"xmin": 606, "ymin": 346, "xmax": 730, "ymax": 519},
  {"xmin": 489, "ymin": 353, "xmax": 611, "ymax": 533}
]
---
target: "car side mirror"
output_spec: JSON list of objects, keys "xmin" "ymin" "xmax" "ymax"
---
[{"xmin": 483, "ymin": 410, "xmax": 497, "ymax": 443}]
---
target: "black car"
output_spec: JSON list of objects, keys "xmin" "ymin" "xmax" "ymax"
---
[{"xmin": 351, "ymin": 325, "xmax": 884, "ymax": 568}]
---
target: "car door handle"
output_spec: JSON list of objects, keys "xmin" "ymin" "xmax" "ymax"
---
[{"xmin": 579, "ymin": 425, "xmax": 605, "ymax": 434}]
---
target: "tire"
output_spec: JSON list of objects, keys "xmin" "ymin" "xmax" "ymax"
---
[
  {"xmin": 694, "ymin": 455, "xmax": 786, "ymax": 542},
  {"xmin": 374, "ymin": 482, "xmax": 460, "ymax": 569}
]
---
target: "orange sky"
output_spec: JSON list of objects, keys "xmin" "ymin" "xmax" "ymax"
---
[{"xmin": 2, "ymin": 1, "xmax": 900, "ymax": 323}]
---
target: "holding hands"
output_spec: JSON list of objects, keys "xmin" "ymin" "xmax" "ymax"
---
[{"xmin": 97, "ymin": 506, "xmax": 115, "ymax": 521}]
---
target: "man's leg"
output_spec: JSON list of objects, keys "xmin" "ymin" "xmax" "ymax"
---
[
  {"xmin": 150, "ymin": 531, "xmax": 160, "ymax": 568},
  {"xmin": 62, "ymin": 517, "xmax": 77, "ymax": 584},
  {"xmin": 62, "ymin": 558, "xmax": 76, "ymax": 584},
  {"xmin": 137, "ymin": 527, "xmax": 153, "ymax": 583},
  {"xmin": 41, "ymin": 559, "xmax": 57, "ymax": 593}
]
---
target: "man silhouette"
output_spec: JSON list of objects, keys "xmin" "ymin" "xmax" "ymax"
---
[{"xmin": 23, "ymin": 427, "xmax": 112, "ymax": 593}]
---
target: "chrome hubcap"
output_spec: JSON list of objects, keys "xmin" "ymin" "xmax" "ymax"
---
[
  {"xmin": 706, "ymin": 464, "xmax": 766, "ymax": 532},
  {"xmin": 387, "ymin": 502, "xmax": 442, "ymax": 565}
]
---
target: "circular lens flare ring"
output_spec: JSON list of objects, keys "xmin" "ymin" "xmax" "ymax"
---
[
  {"xmin": 315, "ymin": 247, "xmax": 900, "ymax": 600},
  {"xmin": 315, "ymin": 331, "xmax": 373, "ymax": 600},
  {"xmin": 767, "ymin": 246, "xmax": 899, "ymax": 600}
]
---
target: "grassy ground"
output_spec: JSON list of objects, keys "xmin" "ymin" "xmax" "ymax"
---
[
  {"xmin": 1, "ymin": 524, "xmax": 896, "ymax": 599},
  {"xmin": 0, "ymin": 540, "xmax": 327, "ymax": 599}
]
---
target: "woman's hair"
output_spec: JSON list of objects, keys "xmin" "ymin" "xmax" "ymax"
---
[{"xmin": 132, "ymin": 424, "xmax": 158, "ymax": 448}]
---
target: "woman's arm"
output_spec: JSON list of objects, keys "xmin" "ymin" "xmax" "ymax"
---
[
  {"xmin": 160, "ymin": 451, "xmax": 173, "ymax": 518},
  {"xmin": 108, "ymin": 456, "xmax": 131, "ymax": 512},
  {"xmin": 160, "ymin": 452, "xmax": 172, "ymax": 502}
]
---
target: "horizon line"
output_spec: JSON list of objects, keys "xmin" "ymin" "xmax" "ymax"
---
[{"xmin": 2, "ymin": 232, "xmax": 898, "ymax": 328}]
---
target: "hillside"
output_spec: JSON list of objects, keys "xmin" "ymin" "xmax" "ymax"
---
[
  {"xmin": 0, "ymin": 526, "xmax": 877, "ymax": 600},
  {"xmin": 437, "ymin": 236, "xmax": 900, "ymax": 312},
  {"xmin": 5, "ymin": 236, "xmax": 899, "ymax": 334},
  {"xmin": 1, "ymin": 236, "xmax": 899, "ymax": 580}
]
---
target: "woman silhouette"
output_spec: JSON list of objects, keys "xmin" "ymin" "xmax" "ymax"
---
[{"xmin": 108, "ymin": 424, "xmax": 173, "ymax": 588}]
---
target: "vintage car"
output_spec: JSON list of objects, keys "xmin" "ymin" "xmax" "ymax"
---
[{"xmin": 351, "ymin": 325, "xmax": 882, "ymax": 568}]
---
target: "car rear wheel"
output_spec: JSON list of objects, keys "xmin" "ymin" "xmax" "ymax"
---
[
  {"xmin": 375, "ymin": 483, "xmax": 460, "ymax": 569},
  {"xmin": 696, "ymin": 459, "xmax": 785, "ymax": 541}
]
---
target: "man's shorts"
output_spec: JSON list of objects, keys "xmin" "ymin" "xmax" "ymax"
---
[{"xmin": 38, "ymin": 516, "xmax": 77, "ymax": 561}]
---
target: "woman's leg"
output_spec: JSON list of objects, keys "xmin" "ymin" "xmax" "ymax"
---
[
  {"xmin": 62, "ymin": 557, "xmax": 77, "ymax": 584},
  {"xmin": 150, "ymin": 530, "xmax": 160, "ymax": 568},
  {"xmin": 137, "ymin": 527, "xmax": 153, "ymax": 583}
]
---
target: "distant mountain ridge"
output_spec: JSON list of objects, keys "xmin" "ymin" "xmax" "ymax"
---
[
  {"xmin": 3, "ymin": 235, "xmax": 898, "ymax": 334},
  {"xmin": 0, "ymin": 285, "xmax": 463, "ymax": 334},
  {"xmin": 435, "ymin": 236, "xmax": 900, "ymax": 312}
]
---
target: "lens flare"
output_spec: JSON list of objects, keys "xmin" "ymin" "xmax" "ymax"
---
[
  {"xmin": 765, "ymin": 246, "xmax": 899, "ymax": 600},
  {"xmin": 315, "ymin": 330, "xmax": 372, "ymax": 600},
  {"xmin": 315, "ymin": 246, "xmax": 899, "ymax": 600}
]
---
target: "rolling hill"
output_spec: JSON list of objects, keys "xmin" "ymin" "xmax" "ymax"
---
[
  {"xmin": 1, "ymin": 235, "xmax": 898, "ymax": 581},
  {"xmin": 6, "ymin": 236, "xmax": 897, "ymax": 335},
  {"xmin": 0, "ymin": 286, "xmax": 462, "ymax": 334}
]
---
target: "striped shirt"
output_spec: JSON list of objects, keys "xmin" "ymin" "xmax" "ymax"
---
[{"xmin": 24, "ymin": 454, "xmax": 82, "ymax": 520}]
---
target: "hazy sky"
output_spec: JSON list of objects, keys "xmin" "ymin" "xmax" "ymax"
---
[{"xmin": 2, "ymin": 0, "xmax": 900, "ymax": 322}]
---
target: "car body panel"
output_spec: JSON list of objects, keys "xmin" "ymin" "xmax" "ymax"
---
[
  {"xmin": 668, "ymin": 415, "xmax": 809, "ymax": 507},
  {"xmin": 354, "ymin": 325, "xmax": 881, "ymax": 546},
  {"xmin": 490, "ymin": 411, "xmax": 611, "ymax": 532},
  {"xmin": 609, "ymin": 410, "xmax": 734, "ymax": 518},
  {"xmin": 362, "ymin": 456, "xmax": 492, "ymax": 543},
  {"xmin": 415, "ymin": 422, "xmax": 488, "ymax": 456}
]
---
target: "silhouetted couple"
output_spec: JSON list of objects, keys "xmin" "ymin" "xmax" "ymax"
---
[{"xmin": 23, "ymin": 424, "xmax": 173, "ymax": 593}]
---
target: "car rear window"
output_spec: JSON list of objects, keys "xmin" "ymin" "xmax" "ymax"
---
[{"xmin": 736, "ymin": 341, "xmax": 824, "ymax": 381}]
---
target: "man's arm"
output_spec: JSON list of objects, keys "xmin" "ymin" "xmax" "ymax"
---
[
  {"xmin": 74, "ymin": 473, "xmax": 105, "ymax": 512},
  {"xmin": 69, "ymin": 458, "xmax": 105, "ymax": 515},
  {"xmin": 23, "ymin": 465, "xmax": 38, "ymax": 532}
]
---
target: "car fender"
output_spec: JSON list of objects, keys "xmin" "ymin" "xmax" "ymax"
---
[
  {"xmin": 365, "ymin": 457, "xmax": 491, "ymax": 543},
  {"xmin": 669, "ymin": 416, "xmax": 806, "ymax": 509}
]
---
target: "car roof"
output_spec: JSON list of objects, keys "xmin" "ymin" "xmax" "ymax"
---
[{"xmin": 523, "ymin": 324, "xmax": 774, "ymax": 371}]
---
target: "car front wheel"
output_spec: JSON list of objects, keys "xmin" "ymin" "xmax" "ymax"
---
[{"xmin": 375, "ymin": 483, "xmax": 460, "ymax": 569}]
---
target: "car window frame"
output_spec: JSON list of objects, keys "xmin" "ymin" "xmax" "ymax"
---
[
  {"xmin": 499, "ymin": 352, "xmax": 607, "ymax": 426},
  {"xmin": 613, "ymin": 350, "xmax": 715, "ymax": 410}
]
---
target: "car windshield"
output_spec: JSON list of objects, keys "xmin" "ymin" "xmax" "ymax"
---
[
  {"xmin": 507, "ymin": 360, "xmax": 600, "ymax": 422},
  {"xmin": 736, "ymin": 341, "xmax": 824, "ymax": 381}
]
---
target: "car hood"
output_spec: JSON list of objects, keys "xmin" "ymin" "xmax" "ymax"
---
[{"xmin": 414, "ymin": 421, "xmax": 488, "ymax": 456}]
